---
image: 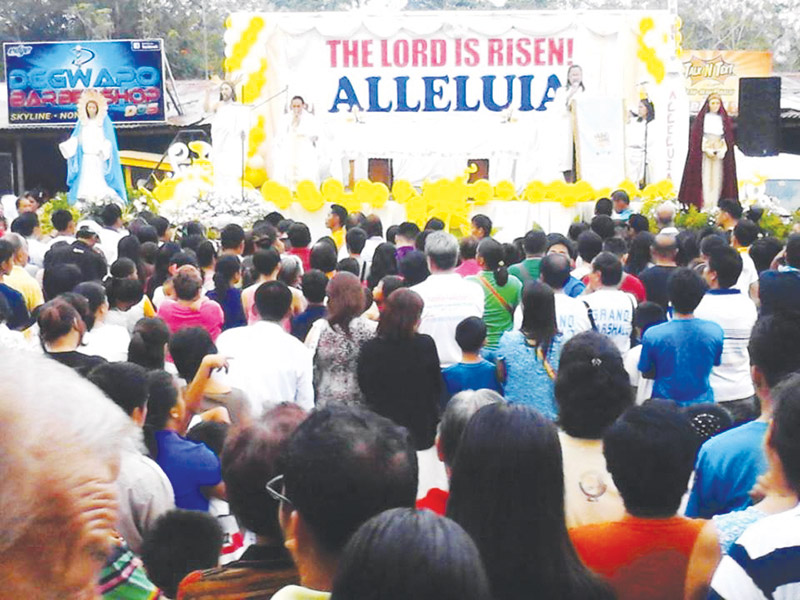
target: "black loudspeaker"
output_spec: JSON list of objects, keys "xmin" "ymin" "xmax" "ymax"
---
[
  {"xmin": 0, "ymin": 153, "xmax": 13, "ymax": 194},
  {"xmin": 738, "ymin": 77, "xmax": 781, "ymax": 157}
]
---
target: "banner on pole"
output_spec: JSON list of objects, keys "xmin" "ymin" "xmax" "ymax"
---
[{"xmin": 3, "ymin": 39, "xmax": 166, "ymax": 126}]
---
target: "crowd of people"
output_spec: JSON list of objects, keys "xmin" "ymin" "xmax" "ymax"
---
[{"xmin": 2, "ymin": 187, "xmax": 800, "ymax": 599}]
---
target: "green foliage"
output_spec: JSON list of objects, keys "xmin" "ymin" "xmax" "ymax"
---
[
  {"xmin": 39, "ymin": 193, "xmax": 81, "ymax": 235},
  {"xmin": 674, "ymin": 206, "xmax": 712, "ymax": 231},
  {"xmin": 758, "ymin": 211, "xmax": 793, "ymax": 240}
]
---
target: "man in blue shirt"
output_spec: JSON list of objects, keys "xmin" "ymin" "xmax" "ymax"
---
[
  {"xmin": 638, "ymin": 267, "xmax": 723, "ymax": 405},
  {"xmin": 0, "ymin": 239, "xmax": 30, "ymax": 330},
  {"xmin": 611, "ymin": 189, "xmax": 633, "ymax": 222},
  {"xmin": 686, "ymin": 310, "xmax": 800, "ymax": 518}
]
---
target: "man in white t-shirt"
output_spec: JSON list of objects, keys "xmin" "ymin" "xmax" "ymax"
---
[
  {"xmin": 695, "ymin": 244, "xmax": 759, "ymax": 423},
  {"xmin": 583, "ymin": 252, "xmax": 638, "ymax": 353},
  {"xmin": 411, "ymin": 231, "xmax": 484, "ymax": 367},
  {"xmin": 731, "ymin": 219, "xmax": 759, "ymax": 301}
]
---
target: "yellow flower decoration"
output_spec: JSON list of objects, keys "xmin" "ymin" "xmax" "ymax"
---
[
  {"xmin": 523, "ymin": 181, "xmax": 546, "ymax": 203},
  {"xmin": 469, "ymin": 179, "xmax": 493, "ymax": 205},
  {"xmin": 391, "ymin": 179, "xmax": 417, "ymax": 204},
  {"xmin": 261, "ymin": 179, "xmax": 292, "ymax": 210},
  {"xmin": 321, "ymin": 178, "xmax": 345, "ymax": 206},
  {"xmin": 494, "ymin": 180, "xmax": 517, "ymax": 201}
]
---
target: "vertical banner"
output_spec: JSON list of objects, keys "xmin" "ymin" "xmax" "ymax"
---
[
  {"xmin": 3, "ymin": 39, "xmax": 166, "ymax": 126},
  {"xmin": 574, "ymin": 96, "xmax": 625, "ymax": 188}
]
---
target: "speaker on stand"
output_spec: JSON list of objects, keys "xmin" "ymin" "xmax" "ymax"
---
[{"xmin": 737, "ymin": 76, "xmax": 782, "ymax": 157}]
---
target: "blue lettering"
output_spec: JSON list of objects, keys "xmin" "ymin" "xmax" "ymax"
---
[
  {"xmin": 67, "ymin": 70, "xmax": 92, "ymax": 88},
  {"xmin": 116, "ymin": 67, "xmax": 136, "ymax": 86},
  {"xmin": 135, "ymin": 66, "xmax": 159, "ymax": 86},
  {"xmin": 536, "ymin": 74, "xmax": 561, "ymax": 111},
  {"xmin": 517, "ymin": 75, "xmax": 535, "ymax": 111},
  {"xmin": 93, "ymin": 68, "xmax": 116, "ymax": 87},
  {"xmin": 423, "ymin": 76, "xmax": 450, "ymax": 112},
  {"xmin": 481, "ymin": 75, "xmax": 515, "ymax": 112},
  {"xmin": 47, "ymin": 70, "xmax": 67, "ymax": 89},
  {"xmin": 454, "ymin": 75, "xmax": 479, "ymax": 112},
  {"xmin": 366, "ymin": 76, "xmax": 392, "ymax": 112},
  {"xmin": 394, "ymin": 76, "xmax": 420, "ymax": 112},
  {"xmin": 8, "ymin": 69, "xmax": 27, "ymax": 90},
  {"xmin": 29, "ymin": 68, "xmax": 47, "ymax": 89},
  {"xmin": 329, "ymin": 76, "xmax": 361, "ymax": 113}
]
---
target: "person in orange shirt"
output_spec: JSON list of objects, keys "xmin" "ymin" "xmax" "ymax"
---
[{"xmin": 570, "ymin": 403, "xmax": 720, "ymax": 600}]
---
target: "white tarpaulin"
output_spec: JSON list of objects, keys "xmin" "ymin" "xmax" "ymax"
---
[{"xmin": 225, "ymin": 10, "xmax": 686, "ymax": 189}]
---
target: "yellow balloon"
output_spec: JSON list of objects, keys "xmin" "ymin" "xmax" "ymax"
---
[
  {"xmin": 244, "ymin": 167, "xmax": 267, "ymax": 188},
  {"xmin": 297, "ymin": 180, "xmax": 325, "ymax": 212},
  {"xmin": 261, "ymin": 179, "xmax": 292, "ymax": 210},
  {"xmin": 371, "ymin": 182, "xmax": 390, "ymax": 209},
  {"xmin": 321, "ymin": 178, "xmax": 345, "ymax": 204},
  {"xmin": 391, "ymin": 179, "xmax": 416, "ymax": 204},
  {"xmin": 494, "ymin": 180, "xmax": 517, "ymax": 201},
  {"xmin": 469, "ymin": 179, "xmax": 492, "ymax": 205}
]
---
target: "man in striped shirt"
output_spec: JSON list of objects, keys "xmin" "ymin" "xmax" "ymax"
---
[{"xmin": 709, "ymin": 372, "xmax": 800, "ymax": 599}]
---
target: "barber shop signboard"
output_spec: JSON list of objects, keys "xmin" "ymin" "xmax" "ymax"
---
[{"xmin": 4, "ymin": 39, "xmax": 166, "ymax": 126}]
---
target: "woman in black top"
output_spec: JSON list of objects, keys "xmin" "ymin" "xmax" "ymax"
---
[
  {"xmin": 38, "ymin": 298, "xmax": 106, "ymax": 378},
  {"xmin": 357, "ymin": 288, "xmax": 441, "ymax": 450}
]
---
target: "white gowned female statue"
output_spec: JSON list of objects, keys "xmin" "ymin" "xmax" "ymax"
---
[
  {"xmin": 204, "ymin": 79, "xmax": 251, "ymax": 191},
  {"xmin": 59, "ymin": 89, "xmax": 126, "ymax": 205},
  {"xmin": 273, "ymin": 95, "xmax": 321, "ymax": 190}
]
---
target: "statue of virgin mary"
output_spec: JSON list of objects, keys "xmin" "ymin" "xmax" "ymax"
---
[{"xmin": 59, "ymin": 89, "xmax": 127, "ymax": 206}]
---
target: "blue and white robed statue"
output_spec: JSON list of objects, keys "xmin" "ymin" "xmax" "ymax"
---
[{"xmin": 59, "ymin": 89, "xmax": 127, "ymax": 206}]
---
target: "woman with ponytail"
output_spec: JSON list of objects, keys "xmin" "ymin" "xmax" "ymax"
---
[
  {"xmin": 468, "ymin": 237, "xmax": 523, "ymax": 349},
  {"xmin": 554, "ymin": 330, "xmax": 633, "ymax": 528},
  {"xmin": 206, "ymin": 254, "xmax": 246, "ymax": 331},
  {"xmin": 128, "ymin": 317, "xmax": 171, "ymax": 371},
  {"xmin": 38, "ymin": 297, "xmax": 106, "ymax": 377},
  {"xmin": 143, "ymin": 369, "xmax": 224, "ymax": 511}
]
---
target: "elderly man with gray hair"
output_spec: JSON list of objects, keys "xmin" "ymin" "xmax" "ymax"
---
[
  {"xmin": 0, "ymin": 350, "xmax": 139, "ymax": 597},
  {"xmin": 2, "ymin": 232, "xmax": 44, "ymax": 312},
  {"xmin": 411, "ymin": 231, "xmax": 485, "ymax": 367}
]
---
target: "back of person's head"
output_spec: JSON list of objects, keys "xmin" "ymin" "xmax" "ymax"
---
[
  {"xmin": 172, "ymin": 267, "xmax": 203, "ymax": 301},
  {"xmin": 439, "ymin": 389, "xmax": 504, "ymax": 466},
  {"xmin": 591, "ymin": 251, "xmax": 623, "ymax": 286},
  {"xmin": 590, "ymin": 215, "xmax": 616, "ymax": 240},
  {"xmin": 604, "ymin": 404, "xmax": 697, "ymax": 517},
  {"xmin": 378, "ymin": 275, "xmax": 404, "ymax": 301},
  {"xmin": 555, "ymin": 331, "xmax": 633, "ymax": 439},
  {"xmin": 100, "ymin": 203, "xmax": 122, "ymax": 227},
  {"xmin": 458, "ymin": 236, "xmax": 478, "ymax": 262},
  {"xmin": 733, "ymin": 218, "xmax": 759, "ymax": 248},
  {"xmin": 377, "ymin": 288, "xmax": 424, "ymax": 340},
  {"xmin": 87, "ymin": 362, "xmax": 149, "ymax": 417},
  {"xmin": 577, "ymin": 230, "xmax": 603, "ymax": 263},
  {"xmin": 707, "ymin": 245, "xmax": 742, "ymax": 289},
  {"xmin": 749, "ymin": 311, "xmax": 800, "ymax": 388},
  {"xmin": 106, "ymin": 276, "xmax": 144, "ymax": 310},
  {"xmin": 547, "ymin": 232, "xmax": 577, "ymax": 260},
  {"xmin": 169, "ymin": 327, "xmax": 216, "ymax": 382},
  {"xmin": 676, "ymin": 230, "xmax": 700, "ymax": 266},
  {"xmin": 331, "ymin": 508, "xmax": 492, "ymax": 600},
  {"xmin": 568, "ymin": 221, "xmax": 590, "ymax": 242},
  {"xmin": 196, "ymin": 240, "xmax": 216, "ymax": 270},
  {"xmin": 43, "ymin": 263, "xmax": 85, "ymax": 301},
  {"xmin": 471, "ymin": 214, "xmax": 492, "ymax": 238},
  {"xmin": 169, "ymin": 250, "xmax": 198, "ymax": 270},
  {"xmin": 301, "ymin": 269, "xmax": 328, "ymax": 304},
  {"xmin": 278, "ymin": 255, "xmax": 303, "ymax": 287},
  {"xmin": 186, "ymin": 420, "xmax": 230, "ymax": 456},
  {"xmin": 10, "ymin": 212, "xmax": 38, "ymax": 237},
  {"xmin": 667, "ymin": 267, "xmax": 706, "ymax": 314},
  {"xmin": 651, "ymin": 232, "xmax": 678, "ymax": 259},
  {"xmin": 117, "ymin": 234, "xmax": 142, "ymax": 264},
  {"xmin": 212, "ymin": 254, "xmax": 240, "ymax": 299},
  {"xmin": 396, "ymin": 221, "xmax": 420, "ymax": 243},
  {"xmin": 602, "ymin": 236, "xmax": 628, "ymax": 258},
  {"xmin": 785, "ymin": 233, "xmax": 800, "ymax": 269},
  {"xmin": 252, "ymin": 221, "xmax": 279, "ymax": 250},
  {"xmin": 522, "ymin": 229, "xmax": 547, "ymax": 256},
  {"xmin": 455, "ymin": 316, "xmax": 487, "ymax": 354},
  {"xmin": 447, "ymin": 403, "xmax": 609, "ymax": 600},
  {"xmin": 594, "ymin": 197, "xmax": 613, "ymax": 216},
  {"xmin": 136, "ymin": 224, "xmax": 159, "ymax": 245},
  {"xmin": 142, "ymin": 369, "xmax": 179, "ymax": 456},
  {"xmin": 345, "ymin": 227, "xmax": 368, "ymax": 255},
  {"xmin": 222, "ymin": 403, "xmax": 307, "ymax": 538},
  {"xmin": 683, "ymin": 403, "xmax": 733, "ymax": 449},
  {"xmin": 767, "ymin": 373, "xmax": 800, "ymax": 495},
  {"xmin": 310, "ymin": 241, "xmax": 338, "ymax": 273},
  {"xmin": 182, "ymin": 221, "xmax": 206, "ymax": 238},
  {"xmin": 128, "ymin": 317, "xmax": 170, "ymax": 371},
  {"xmin": 287, "ymin": 222, "xmax": 311, "ymax": 249},
  {"xmin": 58, "ymin": 291, "xmax": 93, "ymax": 331},
  {"xmin": 424, "ymin": 231, "xmax": 459, "ymax": 271},
  {"xmin": 254, "ymin": 280, "xmax": 292, "ymax": 322},
  {"xmin": 540, "ymin": 252, "xmax": 571, "ymax": 289},
  {"xmin": 699, "ymin": 233, "xmax": 728, "ymax": 259},
  {"xmin": 327, "ymin": 272, "xmax": 366, "ymax": 330},
  {"xmin": 51, "ymin": 209, "xmax": 74, "ymax": 233},
  {"xmin": 632, "ymin": 301, "xmax": 667, "ymax": 337},
  {"xmin": 626, "ymin": 231, "xmax": 655, "ymax": 276},
  {"xmin": 750, "ymin": 236, "xmax": 783, "ymax": 273},
  {"xmin": 476, "ymin": 237, "xmax": 508, "ymax": 286},
  {"xmin": 37, "ymin": 298, "xmax": 83, "ymax": 344},
  {"xmin": 519, "ymin": 281, "xmax": 557, "ymax": 346},
  {"xmin": 718, "ymin": 197, "xmax": 743, "ymax": 220},
  {"xmin": 220, "ymin": 223, "xmax": 245, "ymax": 251},
  {"xmin": 140, "ymin": 509, "xmax": 223, "ymax": 598},
  {"xmin": 363, "ymin": 214, "xmax": 383, "ymax": 238},
  {"xmin": 627, "ymin": 213, "xmax": 650, "ymax": 235},
  {"xmin": 399, "ymin": 249, "xmax": 429, "ymax": 286},
  {"xmin": 180, "ymin": 233, "xmax": 205, "ymax": 254},
  {"xmin": 72, "ymin": 281, "xmax": 106, "ymax": 330},
  {"xmin": 265, "ymin": 211, "xmax": 284, "ymax": 227},
  {"xmin": 0, "ymin": 352, "xmax": 137, "ymax": 599},
  {"xmin": 111, "ymin": 257, "xmax": 136, "ymax": 278},
  {"xmin": 252, "ymin": 247, "xmax": 281, "ymax": 278},
  {"xmin": 279, "ymin": 404, "xmax": 418, "ymax": 555},
  {"xmin": 415, "ymin": 230, "xmax": 432, "ymax": 254},
  {"xmin": 423, "ymin": 217, "xmax": 445, "ymax": 231},
  {"xmin": 336, "ymin": 257, "xmax": 360, "ymax": 276}
]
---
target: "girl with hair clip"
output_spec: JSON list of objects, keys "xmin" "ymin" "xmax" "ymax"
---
[
  {"xmin": 468, "ymin": 238, "xmax": 523, "ymax": 350},
  {"xmin": 679, "ymin": 92, "xmax": 739, "ymax": 210},
  {"xmin": 447, "ymin": 403, "xmax": 614, "ymax": 600}
]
